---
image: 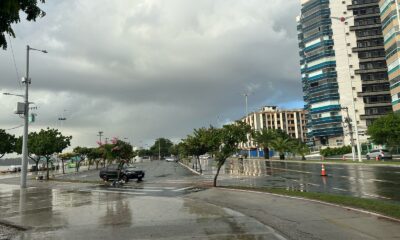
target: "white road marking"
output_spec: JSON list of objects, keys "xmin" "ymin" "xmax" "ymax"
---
[
  {"xmin": 332, "ymin": 187, "xmax": 348, "ymax": 192},
  {"xmin": 307, "ymin": 183, "xmax": 320, "ymax": 187},
  {"xmin": 80, "ymin": 189, "xmax": 145, "ymax": 195},
  {"xmin": 363, "ymin": 193, "xmax": 391, "ymax": 200},
  {"xmin": 173, "ymin": 186, "xmax": 194, "ymax": 192}
]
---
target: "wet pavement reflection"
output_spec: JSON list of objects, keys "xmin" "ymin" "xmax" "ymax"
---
[
  {"xmin": 0, "ymin": 186, "xmax": 284, "ymax": 240},
  {"xmin": 199, "ymin": 158, "xmax": 400, "ymax": 202}
]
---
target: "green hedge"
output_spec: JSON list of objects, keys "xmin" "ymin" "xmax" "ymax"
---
[{"xmin": 320, "ymin": 146, "xmax": 352, "ymax": 157}]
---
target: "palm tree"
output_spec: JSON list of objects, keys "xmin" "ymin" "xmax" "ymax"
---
[
  {"xmin": 271, "ymin": 137, "xmax": 291, "ymax": 160},
  {"xmin": 290, "ymin": 139, "xmax": 310, "ymax": 160},
  {"xmin": 252, "ymin": 129, "xmax": 277, "ymax": 159}
]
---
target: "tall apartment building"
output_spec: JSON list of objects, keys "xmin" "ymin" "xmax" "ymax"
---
[
  {"xmin": 297, "ymin": 0, "xmax": 392, "ymax": 148},
  {"xmin": 239, "ymin": 106, "xmax": 307, "ymax": 154},
  {"xmin": 379, "ymin": 0, "xmax": 400, "ymax": 112}
]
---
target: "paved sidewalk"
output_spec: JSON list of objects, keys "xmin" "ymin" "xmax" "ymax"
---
[{"xmin": 187, "ymin": 188, "xmax": 400, "ymax": 240}]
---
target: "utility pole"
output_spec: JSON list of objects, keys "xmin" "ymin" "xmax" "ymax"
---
[
  {"xmin": 20, "ymin": 45, "xmax": 47, "ymax": 189},
  {"xmin": 158, "ymin": 139, "xmax": 161, "ymax": 160},
  {"xmin": 97, "ymin": 131, "xmax": 104, "ymax": 145},
  {"xmin": 342, "ymin": 107, "xmax": 355, "ymax": 161}
]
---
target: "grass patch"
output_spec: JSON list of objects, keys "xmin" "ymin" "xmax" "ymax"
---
[
  {"xmin": 266, "ymin": 159, "xmax": 400, "ymax": 166},
  {"xmin": 224, "ymin": 186, "xmax": 400, "ymax": 220}
]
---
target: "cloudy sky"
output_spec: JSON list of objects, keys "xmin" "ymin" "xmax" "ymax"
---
[{"xmin": 0, "ymin": 0, "xmax": 303, "ymax": 150}]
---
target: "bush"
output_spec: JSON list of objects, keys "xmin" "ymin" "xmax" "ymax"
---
[{"xmin": 320, "ymin": 146, "xmax": 352, "ymax": 157}]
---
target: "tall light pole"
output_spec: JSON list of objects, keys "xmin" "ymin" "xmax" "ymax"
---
[
  {"xmin": 332, "ymin": 16, "xmax": 362, "ymax": 162},
  {"xmin": 21, "ymin": 45, "xmax": 47, "ymax": 189},
  {"xmin": 97, "ymin": 131, "xmax": 104, "ymax": 145},
  {"xmin": 158, "ymin": 139, "xmax": 161, "ymax": 160}
]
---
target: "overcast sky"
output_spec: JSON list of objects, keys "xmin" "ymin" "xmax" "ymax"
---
[{"xmin": 0, "ymin": 0, "xmax": 303, "ymax": 150}]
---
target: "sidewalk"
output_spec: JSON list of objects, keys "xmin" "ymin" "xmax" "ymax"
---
[{"xmin": 187, "ymin": 188, "xmax": 400, "ymax": 240}]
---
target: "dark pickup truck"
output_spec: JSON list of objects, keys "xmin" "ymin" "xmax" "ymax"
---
[{"xmin": 99, "ymin": 164, "xmax": 145, "ymax": 182}]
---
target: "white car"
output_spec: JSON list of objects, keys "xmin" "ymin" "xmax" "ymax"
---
[{"xmin": 165, "ymin": 156, "xmax": 178, "ymax": 162}]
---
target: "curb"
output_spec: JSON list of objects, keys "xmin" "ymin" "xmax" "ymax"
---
[
  {"xmin": 178, "ymin": 162, "xmax": 201, "ymax": 175},
  {"xmin": 218, "ymin": 187, "xmax": 400, "ymax": 223}
]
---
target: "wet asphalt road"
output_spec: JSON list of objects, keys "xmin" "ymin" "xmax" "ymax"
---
[
  {"xmin": 0, "ymin": 160, "xmax": 399, "ymax": 239},
  {"xmin": 0, "ymin": 160, "xmax": 287, "ymax": 240},
  {"xmin": 198, "ymin": 158, "xmax": 400, "ymax": 202}
]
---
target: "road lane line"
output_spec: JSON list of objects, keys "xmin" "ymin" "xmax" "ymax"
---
[
  {"xmin": 332, "ymin": 187, "xmax": 348, "ymax": 192},
  {"xmin": 173, "ymin": 186, "xmax": 194, "ymax": 192},
  {"xmin": 80, "ymin": 189, "xmax": 145, "ymax": 195},
  {"xmin": 362, "ymin": 193, "xmax": 391, "ymax": 200}
]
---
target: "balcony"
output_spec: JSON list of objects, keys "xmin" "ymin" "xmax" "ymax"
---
[
  {"xmin": 350, "ymin": 24, "xmax": 382, "ymax": 31},
  {"xmin": 360, "ymin": 114, "xmax": 387, "ymax": 120},
  {"xmin": 358, "ymin": 56, "xmax": 386, "ymax": 63},
  {"xmin": 347, "ymin": 3, "xmax": 379, "ymax": 10},
  {"xmin": 355, "ymin": 68, "xmax": 388, "ymax": 74},
  {"xmin": 357, "ymin": 90, "xmax": 391, "ymax": 97},
  {"xmin": 356, "ymin": 34, "xmax": 383, "ymax": 41},
  {"xmin": 364, "ymin": 102, "xmax": 393, "ymax": 108},
  {"xmin": 352, "ymin": 46, "xmax": 384, "ymax": 52}
]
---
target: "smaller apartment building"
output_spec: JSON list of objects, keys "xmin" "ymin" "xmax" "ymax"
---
[{"xmin": 239, "ymin": 106, "xmax": 307, "ymax": 152}]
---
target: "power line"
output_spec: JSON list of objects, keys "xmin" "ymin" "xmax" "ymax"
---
[
  {"xmin": 6, "ymin": 124, "xmax": 24, "ymax": 131},
  {"xmin": 7, "ymin": 35, "xmax": 22, "ymax": 89}
]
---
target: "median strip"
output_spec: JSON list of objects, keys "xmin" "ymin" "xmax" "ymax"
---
[{"xmin": 221, "ymin": 186, "xmax": 400, "ymax": 221}]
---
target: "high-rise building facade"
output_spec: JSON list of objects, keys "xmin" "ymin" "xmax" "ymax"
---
[
  {"xmin": 379, "ymin": 0, "xmax": 400, "ymax": 112},
  {"xmin": 350, "ymin": 0, "xmax": 393, "ymax": 122},
  {"xmin": 297, "ymin": 0, "xmax": 392, "ymax": 148}
]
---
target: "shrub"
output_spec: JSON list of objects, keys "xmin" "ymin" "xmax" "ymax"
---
[{"xmin": 320, "ymin": 145, "xmax": 352, "ymax": 157}]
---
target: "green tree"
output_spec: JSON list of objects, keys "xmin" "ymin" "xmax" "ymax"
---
[
  {"xmin": 211, "ymin": 121, "xmax": 251, "ymax": 187},
  {"xmin": 150, "ymin": 138, "xmax": 173, "ymax": 158},
  {"xmin": 87, "ymin": 148, "xmax": 103, "ymax": 170},
  {"xmin": 271, "ymin": 136, "xmax": 291, "ymax": 160},
  {"xmin": 367, "ymin": 113, "xmax": 400, "ymax": 148},
  {"xmin": 58, "ymin": 152, "xmax": 76, "ymax": 174},
  {"xmin": 73, "ymin": 147, "xmax": 91, "ymax": 172},
  {"xmin": 290, "ymin": 139, "xmax": 310, "ymax": 160},
  {"xmin": 251, "ymin": 129, "xmax": 277, "ymax": 159},
  {"xmin": 27, "ymin": 128, "xmax": 71, "ymax": 180},
  {"xmin": 0, "ymin": 129, "xmax": 16, "ymax": 159},
  {"xmin": 0, "ymin": 0, "xmax": 46, "ymax": 49}
]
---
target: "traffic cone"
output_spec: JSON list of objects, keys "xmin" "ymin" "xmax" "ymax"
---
[{"xmin": 321, "ymin": 164, "xmax": 327, "ymax": 176}]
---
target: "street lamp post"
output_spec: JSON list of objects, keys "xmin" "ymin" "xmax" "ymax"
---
[
  {"xmin": 21, "ymin": 45, "xmax": 47, "ymax": 189},
  {"xmin": 332, "ymin": 16, "xmax": 362, "ymax": 162}
]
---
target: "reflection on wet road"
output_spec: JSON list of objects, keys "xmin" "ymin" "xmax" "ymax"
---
[
  {"xmin": 0, "ymin": 160, "xmax": 286, "ymax": 240},
  {"xmin": 200, "ymin": 158, "xmax": 400, "ymax": 202}
]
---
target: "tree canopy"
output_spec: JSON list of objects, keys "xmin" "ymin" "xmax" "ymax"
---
[
  {"xmin": 0, "ymin": 0, "xmax": 46, "ymax": 49},
  {"xmin": 367, "ymin": 113, "xmax": 400, "ymax": 148},
  {"xmin": 0, "ymin": 129, "xmax": 16, "ymax": 158},
  {"xmin": 150, "ymin": 138, "xmax": 173, "ymax": 158},
  {"xmin": 28, "ymin": 128, "xmax": 71, "ymax": 179}
]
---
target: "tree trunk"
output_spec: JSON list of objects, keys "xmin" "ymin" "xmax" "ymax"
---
[
  {"xmin": 279, "ymin": 153, "xmax": 285, "ymax": 160},
  {"xmin": 96, "ymin": 161, "xmax": 99, "ymax": 170},
  {"xmin": 213, "ymin": 162, "xmax": 224, "ymax": 187},
  {"xmin": 0, "ymin": 153, "xmax": 5, "ymax": 159},
  {"xmin": 301, "ymin": 155, "xmax": 306, "ymax": 161},
  {"xmin": 61, "ymin": 160, "xmax": 65, "ymax": 174},
  {"xmin": 46, "ymin": 158, "xmax": 50, "ymax": 180},
  {"xmin": 197, "ymin": 156, "xmax": 202, "ymax": 174},
  {"xmin": 263, "ymin": 147, "xmax": 270, "ymax": 159},
  {"xmin": 76, "ymin": 161, "xmax": 80, "ymax": 172},
  {"xmin": 35, "ymin": 161, "xmax": 39, "ymax": 173},
  {"xmin": 88, "ymin": 160, "xmax": 91, "ymax": 170}
]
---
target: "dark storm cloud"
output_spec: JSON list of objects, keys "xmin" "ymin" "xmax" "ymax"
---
[{"xmin": 0, "ymin": 0, "xmax": 302, "ymax": 148}]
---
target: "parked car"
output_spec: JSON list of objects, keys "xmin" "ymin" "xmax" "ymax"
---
[
  {"xmin": 8, "ymin": 165, "xmax": 21, "ymax": 172},
  {"xmin": 366, "ymin": 149, "xmax": 392, "ymax": 160},
  {"xmin": 165, "ymin": 156, "xmax": 178, "ymax": 162},
  {"xmin": 99, "ymin": 164, "xmax": 145, "ymax": 182}
]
